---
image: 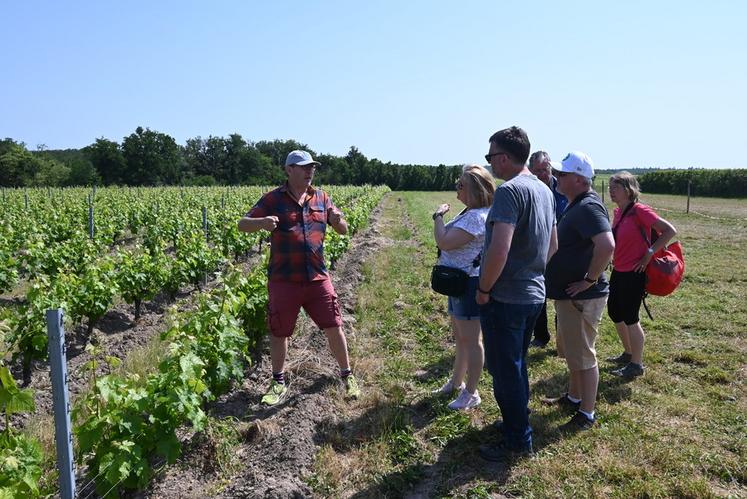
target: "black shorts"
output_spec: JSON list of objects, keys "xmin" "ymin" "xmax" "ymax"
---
[{"xmin": 607, "ymin": 270, "xmax": 646, "ymax": 325}]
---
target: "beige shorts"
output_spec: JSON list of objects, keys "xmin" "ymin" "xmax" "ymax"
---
[{"xmin": 554, "ymin": 297, "xmax": 607, "ymax": 371}]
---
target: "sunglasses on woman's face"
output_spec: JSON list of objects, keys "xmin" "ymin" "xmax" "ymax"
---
[{"xmin": 455, "ymin": 180, "xmax": 464, "ymax": 190}]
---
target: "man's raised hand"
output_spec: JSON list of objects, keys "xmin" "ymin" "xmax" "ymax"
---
[{"xmin": 263, "ymin": 216, "xmax": 279, "ymax": 231}]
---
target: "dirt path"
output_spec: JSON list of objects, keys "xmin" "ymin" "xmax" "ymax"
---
[{"xmin": 135, "ymin": 198, "xmax": 394, "ymax": 499}]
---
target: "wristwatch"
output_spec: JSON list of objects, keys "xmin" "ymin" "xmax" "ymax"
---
[
  {"xmin": 432, "ymin": 212, "xmax": 443, "ymax": 221},
  {"xmin": 583, "ymin": 272, "xmax": 598, "ymax": 284}
]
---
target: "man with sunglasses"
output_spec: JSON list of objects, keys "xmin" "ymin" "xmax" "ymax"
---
[
  {"xmin": 477, "ymin": 127, "xmax": 557, "ymax": 461},
  {"xmin": 528, "ymin": 151, "xmax": 568, "ymax": 348},
  {"xmin": 238, "ymin": 150, "xmax": 360, "ymax": 406}
]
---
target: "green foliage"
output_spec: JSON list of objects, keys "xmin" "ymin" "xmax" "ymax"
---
[
  {"xmin": 0, "ymin": 241, "xmax": 18, "ymax": 294},
  {"xmin": 116, "ymin": 247, "xmax": 167, "ymax": 319},
  {"xmin": 0, "ymin": 184, "xmax": 390, "ymax": 496},
  {"xmin": 84, "ymin": 138, "xmax": 126, "ymax": 185},
  {"xmin": 639, "ymin": 169, "xmax": 747, "ymax": 198},
  {"xmin": 64, "ymin": 256, "xmax": 119, "ymax": 335},
  {"xmin": 6, "ymin": 277, "xmax": 68, "ymax": 383},
  {"xmin": 0, "ymin": 366, "xmax": 42, "ymax": 498},
  {"xmin": 3, "ymin": 130, "xmax": 464, "ymax": 188},
  {"xmin": 0, "ymin": 432, "xmax": 42, "ymax": 498},
  {"xmin": 122, "ymin": 127, "xmax": 183, "ymax": 186}
]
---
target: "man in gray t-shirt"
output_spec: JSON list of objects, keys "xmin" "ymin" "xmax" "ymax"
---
[{"xmin": 476, "ymin": 126, "xmax": 557, "ymax": 461}]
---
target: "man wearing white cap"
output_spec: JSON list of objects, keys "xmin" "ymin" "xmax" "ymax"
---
[
  {"xmin": 238, "ymin": 150, "xmax": 360, "ymax": 405},
  {"xmin": 542, "ymin": 152, "xmax": 615, "ymax": 431}
]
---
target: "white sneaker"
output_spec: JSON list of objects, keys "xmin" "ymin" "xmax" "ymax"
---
[
  {"xmin": 432, "ymin": 380, "xmax": 465, "ymax": 395},
  {"xmin": 448, "ymin": 388, "xmax": 481, "ymax": 410}
]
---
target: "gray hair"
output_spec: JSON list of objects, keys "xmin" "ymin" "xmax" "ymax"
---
[{"xmin": 529, "ymin": 151, "xmax": 551, "ymax": 167}]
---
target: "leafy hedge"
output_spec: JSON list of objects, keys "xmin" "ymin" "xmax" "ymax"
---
[{"xmin": 638, "ymin": 169, "xmax": 747, "ymax": 198}]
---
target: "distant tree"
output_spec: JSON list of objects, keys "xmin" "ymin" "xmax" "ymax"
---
[
  {"xmin": 84, "ymin": 138, "xmax": 126, "ymax": 185},
  {"xmin": 239, "ymin": 142, "xmax": 276, "ymax": 185},
  {"xmin": 0, "ymin": 139, "xmax": 27, "ymax": 186},
  {"xmin": 121, "ymin": 127, "xmax": 181, "ymax": 185},
  {"xmin": 345, "ymin": 146, "xmax": 370, "ymax": 184},
  {"xmin": 203, "ymin": 135, "xmax": 228, "ymax": 180},
  {"xmin": 255, "ymin": 139, "xmax": 310, "ymax": 167},
  {"xmin": 223, "ymin": 134, "xmax": 246, "ymax": 184},
  {"xmin": 66, "ymin": 156, "xmax": 100, "ymax": 186},
  {"xmin": 0, "ymin": 140, "xmax": 77, "ymax": 187},
  {"xmin": 31, "ymin": 157, "xmax": 70, "ymax": 186},
  {"xmin": 182, "ymin": 136, "xmax": 206, "ymax": 179}
]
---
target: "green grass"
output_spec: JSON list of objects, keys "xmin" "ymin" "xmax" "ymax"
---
[{"xmin": 308, "ymin": 190, "xmax": 746, "ymax": 498}]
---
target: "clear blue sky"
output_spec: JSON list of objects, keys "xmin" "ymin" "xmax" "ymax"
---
[{"xmin": 2, "ymin": 1, "xmax": 745, "ymax": 169}]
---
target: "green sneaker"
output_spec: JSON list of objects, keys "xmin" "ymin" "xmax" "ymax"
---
[
  {"xmin": 261, "ymin": 380, "xmax": 287, "ymax": 406},
  {"xmin": 344, "ymin": 374, "xmax": 361, "ymax": 399}
]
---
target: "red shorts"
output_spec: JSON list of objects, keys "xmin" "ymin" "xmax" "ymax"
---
[{"xmin": 267, "ymin": 279, "xmax": 342, "ymax": 337}]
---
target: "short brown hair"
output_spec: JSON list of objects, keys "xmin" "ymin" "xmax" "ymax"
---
[
  {"xmin": 489, "ymin": 126, "xmax": 531, "ymax": 165},
  {"xmin": 462, "ymin": 164, "xmax": 496, "ymax": 208},
  {"xmin": 609, "ymin": 171, "xmax": 641, "ymax": 202}
]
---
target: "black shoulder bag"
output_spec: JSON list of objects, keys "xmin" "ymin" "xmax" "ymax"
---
[{"xmin": 430, "ymin": 251, "xmax": 481, "ymax": 297}]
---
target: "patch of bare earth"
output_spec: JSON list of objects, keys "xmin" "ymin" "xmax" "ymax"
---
[{"xmin": 136, "ymin": 201, "xmax": 394, "ymax": 498}]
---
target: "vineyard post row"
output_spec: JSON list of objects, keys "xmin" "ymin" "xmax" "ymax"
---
[{"xmin": 4, "ymin": 185, "xmax": 391, "ymax": 498}]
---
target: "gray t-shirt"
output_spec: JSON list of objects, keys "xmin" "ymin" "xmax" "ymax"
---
[
  {"xmin": 546, "ymin": 191, "xmax": 611, "ymax": 300},
  {"xmin": 482, "ymin": 173, "xmax": 556, "ymax": 304}
]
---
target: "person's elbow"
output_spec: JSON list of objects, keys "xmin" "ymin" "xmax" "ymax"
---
[
  {"xmin": 599, "ymin": 236, "xmax": 615, "ymax": 259},
  {"xmin": 489, "ymin": 243, "xmax": 510, "ymax": 262}
]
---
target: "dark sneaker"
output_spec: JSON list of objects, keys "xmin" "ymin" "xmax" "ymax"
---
[
  {"xmin": 560, "ymin": 411, "xmax": 595, "ymax": 432},
  {"xmin": 530, "ymin": 339, "xmax": 548, "ymax": 348},
  {"xmin": 478, "ymin": 442, "xmax": 534, "ymax": 462},
  {"xmin": 611, "ymin": 362, "xmax": 644, "ymax": 379},
  {"xmin": 541, "ymin": 393, "xmax": 581, "ymax": 411},
  {"xmin": 606, "ymin": 352, "xmax": 632, "ymax": 364},
  {"xmin": 492, "ymin": 408, "xmax": 532, "ymax": 432}
]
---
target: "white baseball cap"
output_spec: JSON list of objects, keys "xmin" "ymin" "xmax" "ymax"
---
[
  {"xmin": 551, "ymin": 151, "xmax": 594, "ymax": 179},
  {"xmin": 284, "ymin": 150, "xmax": 321, "ymax": 167}
]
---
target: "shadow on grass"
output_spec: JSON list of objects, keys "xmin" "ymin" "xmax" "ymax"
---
[
  {"xmin": 311, "ymin": 384, "xmax": 578, "ymax": 497},
  {"xmin": 531, "ymin": 366, "xmax": 634, "ymax": 408},
  {"xmin": 413, "ymin": 352, "xmax": 456, "ymax": 386}
]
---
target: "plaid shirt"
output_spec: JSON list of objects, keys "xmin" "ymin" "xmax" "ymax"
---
[{"xmin": 248, "ymin": 183, "xmax": 337, "ymax": 282}]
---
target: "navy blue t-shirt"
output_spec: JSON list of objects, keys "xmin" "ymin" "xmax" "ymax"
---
[{"xmin": 546, "ymin": 191, "xmax": 611, "ymax": 300}]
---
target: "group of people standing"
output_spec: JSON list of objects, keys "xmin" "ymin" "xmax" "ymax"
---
[
  {"xmin": 236, "ymin": 128, "xmax": 677, "ymax": 463},
  {"xmin": 433, "ymin": 126, "xmax": 677, "ymax": 461}
]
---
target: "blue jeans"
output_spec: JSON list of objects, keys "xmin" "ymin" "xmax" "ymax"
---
[
  {"xmin": 480, "ymin": 299, "xmax": 543, "ymax": 450},
  {"xmin": 447, "ymin": 276, "xmax": 480, "ymax": 320}
]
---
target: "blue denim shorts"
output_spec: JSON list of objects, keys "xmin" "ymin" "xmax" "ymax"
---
[{"xmin": 447, "ymin": 276, "xmax": 480, "ymax": 320}]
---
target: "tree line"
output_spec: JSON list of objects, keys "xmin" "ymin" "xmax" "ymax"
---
[
  {"xmin": 638, "ymin": 169, "xmax": 747, "ymax": 198},
  {"xmin": 0, "ymin": 127, "xmax": 462, "ymax": 190}
]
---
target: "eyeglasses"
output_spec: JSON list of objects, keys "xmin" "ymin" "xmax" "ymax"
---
[
  {"xmin": 555, "ymin": 171, "xmax": 571, "ymax": 178},
  {"xmin": 455, "ymin": 180, "xmax": 464, "ymax": 190},
  {"xmin": 485, "ymin": 152, "xmax": 507, "ymax": 163},
  {"xmin": 292, "ymin": 164, "xmax": 317, "ymax": 171}
]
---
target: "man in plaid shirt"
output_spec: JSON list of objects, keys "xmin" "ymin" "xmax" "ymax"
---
[{"xmin": 238, "ymin": 150, "xmax": 360, "ymax": 405}]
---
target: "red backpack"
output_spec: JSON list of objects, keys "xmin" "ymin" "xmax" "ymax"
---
[
  {"xmin": 644, "ymin": 238, "xmax": 685, "ymax": 296},
  {"xmin": 613, "ymin": 203, "xmax": 686, "ymax": 315}
]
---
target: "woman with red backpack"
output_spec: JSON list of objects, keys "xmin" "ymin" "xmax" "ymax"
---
[{"xmin": 607, "ymin": 171, "xmax": 678, "ymax": 379}]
